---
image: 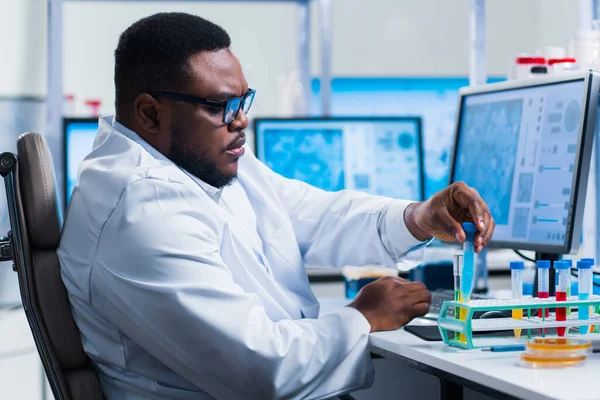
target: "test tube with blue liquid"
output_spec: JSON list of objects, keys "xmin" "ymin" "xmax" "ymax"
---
[
  {"xmin": 460, "ymin": 222, "xmax": 477, "ymax": 303},
  {"xmin": 577, "ymin": 260, "xmax": 592, "ymax": 334}
]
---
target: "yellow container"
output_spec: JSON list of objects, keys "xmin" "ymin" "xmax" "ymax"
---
[{"xmin": 519, "ymin": 338, "xmax": 591, "ymax": 369}]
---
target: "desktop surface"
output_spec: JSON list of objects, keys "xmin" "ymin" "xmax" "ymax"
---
[
  {"xmin": 254, "ymin": 117, "xmax": 424, "ymax": 201},
  {"xmin": 450, "ymin": 74, "xmax": 597, "ymax": 253}
]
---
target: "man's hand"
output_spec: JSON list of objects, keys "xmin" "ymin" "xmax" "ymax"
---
[
  {"xmin": 404, "ymin": 181, "xmax": 495, "ymax": 253},
  {"xmin": 347, "ymin": 276, "xmax": 431, "ymax": 332}
]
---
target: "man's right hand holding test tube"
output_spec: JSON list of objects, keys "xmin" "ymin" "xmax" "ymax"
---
[
  {"xmin": 351, "ymin": 182, "xmax": 495, "ymax": 333},
  {"xmin": 404, "ymin": 182, "xmax": 495, "ymax": 252}
]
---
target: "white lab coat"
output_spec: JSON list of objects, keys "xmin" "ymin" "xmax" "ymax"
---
[{"xmin": 58, "ymin": 116, "xmax": 428, "ymax": 400}]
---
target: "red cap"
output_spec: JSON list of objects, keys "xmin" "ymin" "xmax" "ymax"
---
[
  {"xmin": 85, "ymin": 99, "xmax": 102, "ymax": 106},
  {"xmin": 515, "ymin": 57, "xmax": 546, "ymax": 65},
  {"xmin": 548, "ymin": 58, "xmax": 576, "ymax": 65}
]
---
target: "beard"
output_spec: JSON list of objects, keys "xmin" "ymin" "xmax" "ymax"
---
[{"xmin": 168, "ymin": 126, "xmax": 237, "ymax": 189}]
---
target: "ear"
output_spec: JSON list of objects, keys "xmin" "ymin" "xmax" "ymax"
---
[{"xmin": 133, "ymin": 93, "xmax": 164, "ymax": 135}]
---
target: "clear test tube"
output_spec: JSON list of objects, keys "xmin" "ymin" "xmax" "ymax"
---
[
  {"xmin": 578, "ymin": 260, "xmax": 592, "ymax": 334},
  {"xmin": 555, "ymin": 260, "xmax": 570, "ymax": 337},
  {"xmin": 453, "ymin": 254, "xmax": 463, "ymax": 341},
  {"xmin": 510, "ymin": 261, "xmax": 524, "ymax": 338},
  {"xmin": 537, "ymin": 260, "xmax": 550, "ymax": 319},
  {"xmin": 581, "ymin": 258, "xmax": 598, "ymax": 332},
  {"xmin": 565, "ymin": 259, "xmax": 573, "ymax": 317}
]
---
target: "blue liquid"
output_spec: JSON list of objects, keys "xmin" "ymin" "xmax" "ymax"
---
[
  {"xmin": 460, "ymin": 230, "xmax": 476, "ymax": 302},
  {"xmin": 344, "ymin": 277, "xmax": 379, "ymax": 299},
  {"xmin": 579, "ymin": 292, "xmax": 590, "ymax": 334}
]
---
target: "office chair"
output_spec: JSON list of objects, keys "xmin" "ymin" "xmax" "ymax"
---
[{"xmin": 0, "ymin": 132, "xmax": 103, "ymax": 400}]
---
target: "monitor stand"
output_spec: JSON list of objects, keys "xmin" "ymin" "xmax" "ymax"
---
[{"xmin": 532, "ymin": 252, "xmax": 561, "ymax": 298}]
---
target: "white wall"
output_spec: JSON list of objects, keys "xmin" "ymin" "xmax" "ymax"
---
[
  {"xmin": 0, "ymin": 0, "xmax": 586, "ymax": 115},
  {"xmin": 0, "ymin": 0, "xmax": 46, "ymax": 97},
  {"xmin": 58, "ymin": 0, "xmax": 581, "ymax": 118}
]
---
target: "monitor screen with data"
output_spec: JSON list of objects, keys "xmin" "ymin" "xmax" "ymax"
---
[
  {"xmin": 254, "ymin": 117, "xmax": 424, "ymax": 201},
  {"xmin": 450, "ymin": 73, "xmax": 598, "ymax": 253},
  {"xmin": 64, "ymin": 118, "xmax": 98, "ymax": 203}
]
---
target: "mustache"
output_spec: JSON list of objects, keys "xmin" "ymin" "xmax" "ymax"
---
[{"xmin": 225, "ymin": 132, "xmax": 246, "ymax": 150}]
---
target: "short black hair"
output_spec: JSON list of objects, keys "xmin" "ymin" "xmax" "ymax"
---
[{"xmin": 114, "ymin": 12, "xmax": 231, "ymax": 115}]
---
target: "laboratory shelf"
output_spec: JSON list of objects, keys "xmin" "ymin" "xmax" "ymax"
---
[{"xmin": 438, "ymin": 296, "xmax": 600, "ymax": 349}]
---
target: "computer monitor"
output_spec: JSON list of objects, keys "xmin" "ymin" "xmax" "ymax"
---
[
  {"xmin": 254, "ymin": 117, "xmax": 424, "ymax": 201},
  {"xmin": 449, "ymin": 70, "xmax": 600, "ymax": 254},
  {"xmin": 63, "ymin": 118, "xmax": 99, "ymax": 203}
]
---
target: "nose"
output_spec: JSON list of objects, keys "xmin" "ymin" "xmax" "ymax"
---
[{"xmin": 229, "ymin": 109, "xmax": 249, "ymax": 132}]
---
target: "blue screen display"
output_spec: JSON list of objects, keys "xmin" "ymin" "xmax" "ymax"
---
[
  {"xmin": 452, "ymin": 79, "xmax": 586, "ymax": 246},
  {"xmin": 65, "ymin": 121, "xmax": 98, "ymax": 202},
  {"xmin": 310, "ymin": 77, "xmax": 505, "ymax": 198},
  {"xmin": 256, "ymin": 118, "xmax": 423, "ymax": 201}
]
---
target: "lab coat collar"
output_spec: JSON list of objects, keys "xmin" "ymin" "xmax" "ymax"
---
[{"xmin": 103, "ymin": 115, "xmax": 224, "ymax": 203}]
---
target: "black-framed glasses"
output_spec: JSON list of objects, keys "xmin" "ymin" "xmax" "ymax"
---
[{"xmin": 150, "ymin": 89, "xmax": 256, "ymax": 125}]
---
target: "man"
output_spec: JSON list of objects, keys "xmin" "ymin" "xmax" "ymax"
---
[{"xmin": 58, "ymin": 12, "xmax": 495, "ymax": 400}]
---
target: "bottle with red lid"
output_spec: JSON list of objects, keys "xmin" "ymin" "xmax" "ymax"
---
[
  {"xmin": 547, "ymin": 58, "xmax": 578, "ymax": 75},
  {"xmin": 510, "ymin": 56, "xmax": 547, "ymax": 80}
]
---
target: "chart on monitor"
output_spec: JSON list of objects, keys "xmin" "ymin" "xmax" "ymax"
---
[
  {"xmin": 255, "ymin": 118, "xmax": 424, "ymax": 201},
  {"xmin": 451, "ymin": 78, "xmax": 589, "ymax": 250}
]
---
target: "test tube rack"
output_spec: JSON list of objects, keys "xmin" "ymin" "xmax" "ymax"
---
[{"xmin": 437, "ymin": 296, "xmax": 600, "ymax": 349}]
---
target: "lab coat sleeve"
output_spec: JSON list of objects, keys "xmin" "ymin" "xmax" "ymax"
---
[
  {"xmin": 249, "ymin": 150, "xmax": 428, "ymax": 268},
  {"xmin": 91, "ymin": 178, "xmax": 374, "ymax": 400}
]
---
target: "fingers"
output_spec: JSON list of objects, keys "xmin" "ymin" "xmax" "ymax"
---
[
  {"xmin": 436, "ymin": 208, "xmax": 465, "ymax": 243},
  {"xmin": 411, "ymin": 302, "xmax": 431, "ymax": 318},
  {"xmin": 405, "ymin": 281, "xmax": 427, "ymax": 292},
  {"xmin": 451, "ymin": 183, "xmax": 485, "ymax": 229},
  {"xmin": 409, "ymin": 288, "xmax": 432, "ymax": 306},
  {"xmin": 475, "ymin": 216, "xmax": 495, "ymax": 252},
  {"xmin": 451, "ymin": 182, "xmax": 494, "ymax": 250}
]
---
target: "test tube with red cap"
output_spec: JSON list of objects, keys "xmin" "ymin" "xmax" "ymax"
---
[{"xmin": 554, "ymin": 260, "xmax": 570, "ymax": 337}]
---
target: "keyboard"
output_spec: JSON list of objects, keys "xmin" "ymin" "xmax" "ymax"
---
[{"xmin": 425, "ymin": 289, "xmax": 489, "ymax": 319}]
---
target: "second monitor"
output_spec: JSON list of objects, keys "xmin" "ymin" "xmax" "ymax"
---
[
  {"xmin": 254, "ymin": 117, "xmax": 424, "ymax": 201},
  {"xmin": 449, "ymin": 71, "xmax": 599, "ymax": 254}
]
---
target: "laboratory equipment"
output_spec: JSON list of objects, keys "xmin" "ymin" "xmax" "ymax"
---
[
  {"xmin": 519, "ymin": 338, "xmax": 591, "ymax": 369},
  {"xmin": 63, "ymin": 118, "xmax": 99, "ymax": 203},
  {"xmin": 578, "ymin": 260, "xmax": 592, "ymax": 334},
  {"xmin": 510, "ymin": 261, "xmax": 524, "ymax": 338},
  {"xmin": 482, "ymin": 345, "xmax": 526, "ymax": 352},
  {"xmin": 449, "ymin": 71, "xmax": 598, "ymax": 254},
  {"xmin": 453, "ymin": 254, "xmax": 463, "ymax": 341},
  {"xmin": 565, "ymin": 259, "xmax": 573, "ymax": 317},
  {"xmin": 581, "ymin": 257, "xmax": 595, "ymax": 267},
  {"xmin": 581, "ymin": 257, "xmax": 597, "ymax": 331},
  {"xmin": 512, "ymin": 56, "xmax": 546, "ymax": 80},
  {"xmin": 254, "ymin": 117, "xmax": 424, "ymax": 201},
  {"xmin": 570, "ymin": 29, "xmax": 600, "ymax": 68},
  {"xmin": 460, "ymin": 222, "xmax": 477, "ymax": 303},
  {"xmin": 437, "ymin": 297, "xmax": 600, "ymax": 349},
  {"xmin": 473, "ymin": 247, "xmax": 488, "ymax": 293},
  {"xmin": 548, "ymin": 58, "xmax": 578, "ymax": 75},
  {"xmin": 341, "ymin": 266, "xmax": 397, "ymax": 299},
  {"xmin": 555, "ymin": 260, "xmax": 570, "ymax": 336},
  {"xmin": 536, "ymin": 260, "xmax": 551, "ymax": 320},
  {"xmin": 449, "ymin": 70, "xmax": 600, "ymax": 299}
]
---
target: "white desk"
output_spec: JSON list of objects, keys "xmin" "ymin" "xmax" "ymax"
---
[
  {"xmin": 370, "ymin": 329, "xmax": 600, "ymax": 400},
  {"xmin": 319, "ymin": 297, "xmax": 600, "ymax": 400}
]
